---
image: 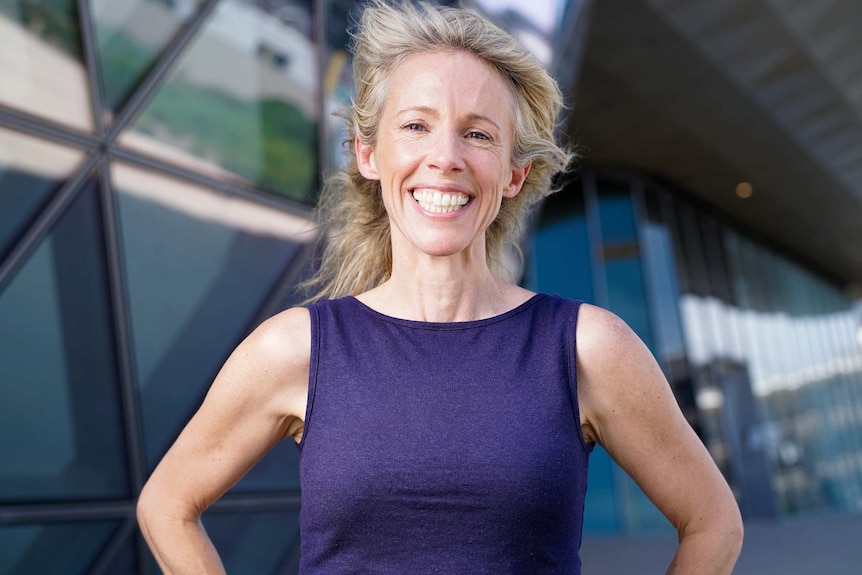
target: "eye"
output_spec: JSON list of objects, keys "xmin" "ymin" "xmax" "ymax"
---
[
  {"xmin": 466, "ymin": 130, "xmax": 491, "ymax": 141},
  {"xmin": 404, "ymin": 122, "xmax": 426, "ymax": 132}
]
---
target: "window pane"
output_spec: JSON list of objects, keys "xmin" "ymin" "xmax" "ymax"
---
[
  {"xmin": 595, "ymin": 179, "xmax": 636, "ymax": 245},
  {"xmin": 0, "ymin": 520, "xmax": 120, "ymax": 575},
  {"xmin": 119, "ymin": 0, "xmax": 319, "ymax": 202},
  {"xmin": 112, "ymin": 163, "xmax": 313, "ymax": 479},
  {"xmin": 0, "ymin": 127, "xmax": 85, "ymax": 260},
  {"xmin": 0, "ymin": 0, "xmax": 92, "ymax": 130},
  {"xmin": 0, "ymin": 182, "xmax": 129, "ymax": 502},
  {"xmin": 90, "ymin": 0, "xmax": 205, "ymax": 115},
  {"xmin": 96, "ymin": 531, "xmax": 137, "ymax": 575},
  {"xmin": 595, "ymin": 184, "xmax": 652, "ymax": 347},
  {"xmin": 203, "ymin": 510, "xmax": 299, "ymax": 575},
  {"xmin": 640, "ymin": 214, "xmax": 686, "ymax": 371},
  {"xmin": 531, "ymin": 185, "xmax": 593, "ymax": 301}
]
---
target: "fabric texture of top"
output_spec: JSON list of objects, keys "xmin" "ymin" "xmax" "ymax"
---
[{"xmin": 298, "ymin": 293, "xmax": 591, "ymax": 574}]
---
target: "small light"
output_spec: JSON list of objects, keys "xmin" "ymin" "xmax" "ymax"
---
[
  {"xmin": 696, "ymin": 387, "xmax": 725, "ymax": 411},
  {"xmin": 736, "ymin": 182, "xmax": 753, "ymax": 199}
]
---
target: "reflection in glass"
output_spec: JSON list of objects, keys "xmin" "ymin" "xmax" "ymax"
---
[
  {"xmin": 0, "ymin": 0, "xmax": 92, "ymax": 129},
  {"xmin": 640, "ymin": 208, "xmax": 686, "ymax": 373},
  {"xmin": 0, "ymin": 182, "xmax": 129, "ymax": 502},
  {"xmin": 202, "ymin": 510, "xmax": 300, "ymax": 574},
  {"xmin": 112, "ymin": 163, "xmax": 314, "ymax": 479},
  {"xmin": 694, "ymin": 224, "xmax": 862, "ymax": 517},
  {"xmin": 0, "ymin": 520, "xmax": 120, "ymax": 575},
  {"xmin": 90, "ymin": 0, "xmax": 204, "ymax": 115},
  {"xmin": 641, "ymin": 189, "xmax": 702, "ymax": 454},
  {"xmin": 0, "ymin": 127, "xmax": 85, "ymax": 260},
  {"xmin": 120, "ymin": 0, "xmax": 319, "ymax": 202},
  {"xmin": 322, "ymin": 0, "xmax": 358, "ymax": 174}
]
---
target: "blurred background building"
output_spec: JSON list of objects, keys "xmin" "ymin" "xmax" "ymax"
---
[{"xmin": 1, "ymin": 0, "xmax": 861, "ymax": 573}]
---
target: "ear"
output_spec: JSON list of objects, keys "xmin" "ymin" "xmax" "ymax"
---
[
  {"xmin": 503, "ymin": 160, "xmax": 531, "ymax": 198},
  {"xmin": 355, "ymin": 136, "xmax": 380, "ymax": 180}
]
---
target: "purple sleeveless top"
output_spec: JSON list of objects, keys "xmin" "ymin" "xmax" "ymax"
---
[{"xmin": 299, "ymin": 294, "xmax": 590, "ymax": 574}]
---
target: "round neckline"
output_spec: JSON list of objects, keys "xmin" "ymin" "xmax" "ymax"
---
[{"xmin": 344, "ymin": 293, "xmax": 546, "ymax": 330}]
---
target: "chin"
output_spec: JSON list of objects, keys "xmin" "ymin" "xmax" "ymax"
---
[{"xmin": 424, "ymin": 242, "xmax": 479, "ymax": 260}]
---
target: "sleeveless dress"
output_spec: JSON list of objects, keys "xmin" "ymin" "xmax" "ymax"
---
[{"xmin": 298, "ymin": 294, "xmax": 591, "ymax": 574}]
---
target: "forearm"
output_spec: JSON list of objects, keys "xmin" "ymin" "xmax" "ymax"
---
[
  {"xmin": 666, "ymin": 525, "xmax": 743, "ymax": 575},
  {"xmin": 138, "ymin": 497, "xmax": 226, "ymax": 574}
]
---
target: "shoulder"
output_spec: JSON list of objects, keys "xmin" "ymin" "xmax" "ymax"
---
[
  {"xmin": 215, "ymin": 306, "xmax": 310, "ymax": 401},
  {"xmin": 575, "ymin": 302, "xmax": 642, "ymax": 361},
  {"xmin": 211, "ymin": 307, "xmax": 311, "ymax": 435},
  {"xmin": 574, "ymin": 303, "xmax": 666, "ymax": 444},
  {"xmin": 244, "ymin": 306, "xmax": 311, "ymax": 372}
]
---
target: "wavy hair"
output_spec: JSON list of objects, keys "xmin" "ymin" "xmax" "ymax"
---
[{"xmin": 303, "ymin": 0, "xmax": 572, "ymax": 301}]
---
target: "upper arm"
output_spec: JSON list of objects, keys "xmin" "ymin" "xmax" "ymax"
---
[
  {"xmin": 139, "ymin": 306, "xmax": 311, "ymax": 517},
  {"xmin": 576, "ymin": 303, "xmax": 740, "ymax": 535}
]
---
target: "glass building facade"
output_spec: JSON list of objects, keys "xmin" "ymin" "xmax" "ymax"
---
[
  {"xmin": 528, "ymin": 172, "xmax": 862, "ymax": 532},
  {"xmin": 0, "ymin": 0, "xmax": 860, "ymax": 572}
]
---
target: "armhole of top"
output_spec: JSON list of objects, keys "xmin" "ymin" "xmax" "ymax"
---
[
  {"xmin": 566, "ymin": 299, "xmax": 594, "ymax": 455},
  {"xmin": 297, "ymin": 303, "xmax": 321, "ymax": 453}
]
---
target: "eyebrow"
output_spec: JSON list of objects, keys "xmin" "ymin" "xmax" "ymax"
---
[{"xmin": 395, "ymin": 106, "xmax": 503, "ymax": 132}]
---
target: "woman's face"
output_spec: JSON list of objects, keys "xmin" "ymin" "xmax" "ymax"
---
[{"xmin": 356, "ymin": 49, "xmax": 530, "ymax": 263}]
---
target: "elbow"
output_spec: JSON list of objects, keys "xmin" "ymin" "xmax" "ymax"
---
[
  {"xmin": 722, "ymin": 493, "xmax": 745, "ymax": 556},
  {"xmin": 709, "ymin": 500, "xmax": 745, "ymax": 567},
  {"xmin": 727, "ymin": 509, "xmax": 744, "ymax": 559},
  {"xmin": 136, "ymin": 478, "xmax": 180, "ymax": 534},
  {"xmin": 136, "ymin": 477, "xmax": 204, "ymax": 534},
  {"xmin": 676, "ymin": 498, "xmax": 744, "ymax": 569},
  {"xmin": 136, "ymin": 481, "xmax": 159, "ymax": 537}
]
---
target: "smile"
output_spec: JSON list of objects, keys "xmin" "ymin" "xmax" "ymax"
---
[{"xmin": 412, "ymin": 189, "xmax": 471, "ymax": 213}]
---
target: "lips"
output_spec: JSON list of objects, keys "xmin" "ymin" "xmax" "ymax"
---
[{"xmin": 411, "ymin": 189, "xmax": 471, "ymax": 213}]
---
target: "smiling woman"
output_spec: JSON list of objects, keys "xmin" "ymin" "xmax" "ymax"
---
[
  {"xmin": 137, "ymin": 2, "xmax": 743, "ymax": 574},
  {"xmin": 305, "ymin": 1, "xmax": 571, "ymax": 300}
]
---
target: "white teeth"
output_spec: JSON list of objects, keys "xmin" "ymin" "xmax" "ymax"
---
[{"xmin": 412, "ymin": 189, "xmax": 470, "ymax": 213}]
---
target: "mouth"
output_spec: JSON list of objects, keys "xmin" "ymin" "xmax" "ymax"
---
[{"xmin": 411, "ymin": 189, "xmax": 471, "ymax": 213}]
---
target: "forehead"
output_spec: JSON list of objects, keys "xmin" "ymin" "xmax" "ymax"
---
[{"xmin": 383, "ymin": 50, "xmax": 515, "ymax": 125}]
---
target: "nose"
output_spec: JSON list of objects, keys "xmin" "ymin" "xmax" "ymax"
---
[{"xmin": 426, "ymin": 130, "xmax": 465, "ymax": 173}]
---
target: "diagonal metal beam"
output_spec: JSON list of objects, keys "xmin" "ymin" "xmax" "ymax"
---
[
  {"xmin": 0, "ymin": 105, "xmax": 97, "ymax": 151},
  {"xmin": 97, "ymin": 157, "xmax": 147, "ymax": 495},
  {"xmin": 76, "ymin": 0, "xmax": 106, "ymax": 138},
  {"xmin": 0, "ymin": 153, "xmax": 99, "ymax": 294}
]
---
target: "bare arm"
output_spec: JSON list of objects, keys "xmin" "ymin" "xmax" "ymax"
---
[
  {"xmin": 136, "ymin": 307, "xmax": 310, "ymax": 574},
  {"xmin": 576, "ymin": 304, "xmax": 743, "ymax": 574}
]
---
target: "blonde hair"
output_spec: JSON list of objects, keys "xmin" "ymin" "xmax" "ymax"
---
[{"xmin": 304, "ymin": 0, "xmax": 572, "ymax": 301}]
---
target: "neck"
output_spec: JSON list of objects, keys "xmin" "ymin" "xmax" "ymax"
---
[{"xmin": 359, "ymin": 244, "xmax": 522, "ymax": 323}]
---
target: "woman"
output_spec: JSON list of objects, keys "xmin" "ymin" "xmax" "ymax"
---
[{"xmin": 137, "ymin": 1, "xmax": 743, "ymax": 573}]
